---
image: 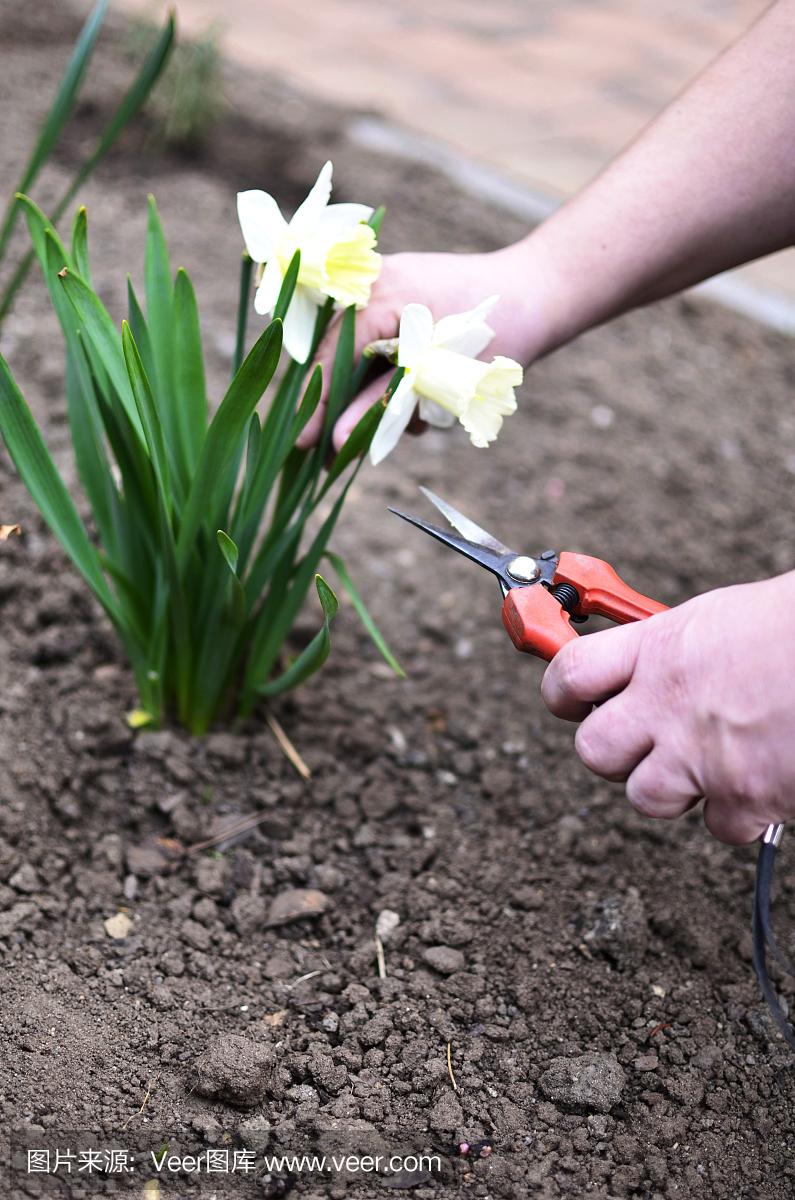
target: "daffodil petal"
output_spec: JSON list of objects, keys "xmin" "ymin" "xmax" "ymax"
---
[
  {"xmin": 432, "ymin": 295, "xmax": 499, "ymax": 343},
  {"xmin": 253, "ymin": 257, "xmax": 285, "ymax": 315},
  {"xmin": 386, "ymin": 373, "xmax": 417, "ymax": 414},
  {"xmin": 370, "ymin": 387, "xmax": 418, "ymax": 465},
  {"xmin": 282, "ymin": 285, "xmax": 321, "ymax": 362},
  {"xmin": 432, "ymin": 295, "xmax": 499, "ymax": 356},
  {"xmin": 418, "ymin": 396, "xmax": 456, "ymax": 428},
  {"xmin": 397, "ymin": 304, "xmax": 434, "ymax": 369},
  {"xmin": 289, "ymin": 161, "xmax": 333, "ymax": 238},
  {"xmin": 237, "ymin": 190, "xmax": 288, "ymax": 262},
  {"xmin": 436, "ymin": 322, "xmax": 495, "ymax": 359},
  {"xmin": 314, "ymin": 203, "xmax": 374, "ymax": 239}
]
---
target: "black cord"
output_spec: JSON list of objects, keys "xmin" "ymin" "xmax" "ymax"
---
[{"xmin": 752, "ymin": 839, "xmax": 795, "ymax": 1051}]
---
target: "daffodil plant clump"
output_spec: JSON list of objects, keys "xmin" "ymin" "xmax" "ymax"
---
[{"xmin": 0, "ymin": 162, "xmax": 522, "ymax": 734}]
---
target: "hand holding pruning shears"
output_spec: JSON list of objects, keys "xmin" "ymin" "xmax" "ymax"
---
[{"xmin": 393, "ymin": 490, "xmax": 795, "ymax": 1046}]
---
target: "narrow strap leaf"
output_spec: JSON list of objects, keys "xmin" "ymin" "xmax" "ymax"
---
[
  {"xmin": 257, "ymin": 574, "xmax": 339, "ymax": 696},
  {"xmin": 217, "ymin": 531, "xmax": 246, "ymax": 626},
  {"xmin": 70, "ymin": 207, "xmax": 92, "ymax": 283},
  {"xmin": 121, "ymin": 322, "xmax": 170, "ymax": 513},
  {"xmin": 367, "ymin": 206, "xmax": 386, "ymax": 238},
  {"xmin": 177, "ymin": 320, "xmax": 283, "ymax": 568},
  {"xmin": 317, "ymin": 305, "xmax": 355, "ymax": 465},
  {"xmin": 0, "ymin": 12, "xmax": 174, "ymax": 324},
  {"xmin": 173, "ymin": 268, "xmax": 207, "ymax": 471},
  {"xmin": 58, "ymin": 266, "xmax": 145, "ymax": 443},
  {"xmin": 49, "ymin": 13, "xmax": 176, "ymax": 226},
  {"xmin": 314, "ymin": 372, "xmax": 399, "ymax": 503},
  {"xmin": 0, "ymin": 0, "xmax": 109, "ymax": 263},
  {"xmin": 325, "ymin": 551, "xmax": 404, "ymax": 677},
  {"xmin": 126, "ymin": 277, "xmax": 158, "ymax": 401},
  {"xmin": 0, "ymin": 352, "xmax": 121, "ymax": 623},
  {"xmin": 273, "ymin": 250, "xmax": 300, "ymax": 323},
  {"xmin": 232, "ymin": 252, "xmax": 254, "ymax": 380}
]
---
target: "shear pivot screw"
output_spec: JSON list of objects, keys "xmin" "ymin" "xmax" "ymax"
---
[{"xmin": 507, "ymin": 555, "xmax": 540, "ymax": 583}]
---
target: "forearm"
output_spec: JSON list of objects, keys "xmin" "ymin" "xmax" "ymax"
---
[{"xmin": 501, "ymin": 0, "xmax": 795, "ymax": 360}]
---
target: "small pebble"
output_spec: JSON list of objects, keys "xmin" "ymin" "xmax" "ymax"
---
[
  {"xmin": 266, "ymin": 888, "xmax": 328, "ymax": 927},
  {"xmin": 104, "ymin": 912, "xmax": 133, "ymax": 940},
  {"xmin": 423, "ymin": 945, "xmax": 465, "ymax": 974}
]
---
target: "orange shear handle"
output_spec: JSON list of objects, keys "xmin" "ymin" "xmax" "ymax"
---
[
  {"xmin": 554, "ymin": 552, "xmax": 668, "ymax": 623},
  {"xmin": 502, "ymin": 584, "xmax": 579, "ymax": 661},
  {"xmin": 501, "ymin": 552, "xmax": 668, "ymax": 662}
]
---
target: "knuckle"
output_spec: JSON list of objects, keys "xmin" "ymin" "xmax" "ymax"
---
[
  {"xmin": 574, "ymin": 722, "xmax": 605, "ymax": 772},
  {"xmin": 555, "ymin": 641, "xmax": 587, "ymax": 700},
  {"xmin": 625, "ymin": 766, "xmax": 689, "ymax": 820}
]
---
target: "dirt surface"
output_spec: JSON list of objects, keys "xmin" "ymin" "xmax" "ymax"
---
[{"xmin": 2, "ymin": 3, "xmax": 795, "ymax": 1198}]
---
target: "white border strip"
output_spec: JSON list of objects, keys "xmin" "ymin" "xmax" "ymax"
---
[{"xmin": 348, "ymin": 115, "xmax": 795, "ymax": 337}]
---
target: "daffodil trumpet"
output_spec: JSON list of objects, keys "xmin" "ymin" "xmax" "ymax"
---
[{"xmin": 369, "ymin": 298, "xmax": 523, "ymax": 464}]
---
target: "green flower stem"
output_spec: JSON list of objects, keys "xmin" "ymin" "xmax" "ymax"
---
[{"xmin": 232, "ymin": 252, "xmax": 254, "ymax": 379}]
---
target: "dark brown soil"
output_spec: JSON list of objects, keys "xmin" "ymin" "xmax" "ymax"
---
[{"xmin": 2, "ymin": 3, "xmax": 795, "ymax": 1197}]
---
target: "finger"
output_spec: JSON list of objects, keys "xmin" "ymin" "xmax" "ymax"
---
[
  {"xmin": 301, "ymin": 307, "xmax": 400, "ymax": 450},
  {"xmin": 625, "ymin": 749, "xmax": 702, "ymax": 820},
  {"xmin": 541, "ymin": 620, "xmax": 646, "ymax": 721},
  {"xmin": 331, "ymin": 374, "xmax": 392, "ymax": 452},
  {"xmin": 702, "ymin": 795, "xmax": 770, "ymax": 846},
  {"xmin": 573, "ymin": 698, "xmax": 653, "ymax": 781}
]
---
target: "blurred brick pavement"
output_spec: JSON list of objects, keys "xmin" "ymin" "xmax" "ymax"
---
[{"xmin": 114, "ymin": 0, "xmax": 795, "ymax": 313}]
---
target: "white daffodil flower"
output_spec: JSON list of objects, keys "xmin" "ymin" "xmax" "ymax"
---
[
  {"xmin": 369, "ymin": 297, "xmax": 522, "ymax": 465},
  {"xmin": 237, "ymin": 161, "xmax": 382, "ymax": 362}
]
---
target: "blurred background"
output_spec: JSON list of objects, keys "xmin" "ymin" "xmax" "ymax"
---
[{"xmin": 113, "ymin": 0, "xmax": 795, "ymax": 330}]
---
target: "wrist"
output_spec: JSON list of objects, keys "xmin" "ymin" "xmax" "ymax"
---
[{"xmin": 485, "ymin": 228, "xmax": 596, "ymax": 366}]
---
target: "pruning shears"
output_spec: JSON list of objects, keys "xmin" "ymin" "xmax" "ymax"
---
[
  {"xmin": 390, "ymin": 487, "xmax": 667, "ymax": 657},
  {"xmin": 391, "ymin": 488, "xmax": 791, "ymax": 1047}
]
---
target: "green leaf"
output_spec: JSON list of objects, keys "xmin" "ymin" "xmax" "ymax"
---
[
  {"xmin": 243, "ymin": 411, "xmax": 261, "ymax": 498},
  {"xmin": 18, "ymin": 195, "xmax": 73, "ymax": 294},
  {"xmin": 0, "ymin": 11, "xmax": 174, "ymax": 326},
  {"xmin": 232, "ymin": 252, "xmax": 254, "ymax": 380},
  {"xmin": 65, "ymin": 345, "xmax": 119, "ymax": 558},
  {"xmin": 216, "ymin": 530, "xmax": 245, "ymax": 626},
  {"xmin": 70, "ymin": 207, "xmax": 91, "ymax": 283},
  {"xmin": 216, "ymin": 529, "xmax": 239, "ymax": 574},
  {"xmin": 0, "ymin": 0, "xmax": 109, "ymax": 264},
  {"xmin": 273, "ymin": 250, "xmax": 300, "ymax": 323},
  {"xmin": 325, "ymin": 551, "xmax": 404, "ymax": 676},
  {"xmin": 173, "ymin": 268, "xmax": 207, "ymax": 471},
  {"xmin": 126, "ymin": 277, "xmax": 157, "ymax": 400},
  {"xmin": 257, "ymin": 574, "xmax": 339, "ymax": 696},
  {"xmin": 49, "ymin": 13, "xmax": 176, "ymax": 226},
  {"xmin": 315, "ymin": 372, "xmax": 398, "ymax": 502},
  {"xmin": 0, "ymin": 352, "xmax": 121, "ymax": 624},
  {"xmin": 177, "ymin": 320, "xmax": 283, "ymax": 568},
  {"xmin": 367, "ymin": 206, "xmax": 386, "ymax": 238},
  {"xmin": 242, "ymin": 480, "xmax": 352, "ymax": 704},
  {"xmin": 121, "ymin": 322, "xmax": 170, "ymax": 510},
  {"xmin": 144, "ymin": 196, "xmax": 185, "ymax": 483},
  {"xmin": 144, "ymin": 196, "xmax": 173, "ymax": 392},
  {"xmin": 58, "ymin": 266, "xmax": 145, "ymax": 443},
  {"xmin": 287, "ymin": 363, "xmax": 323, "ymax": 447},
  {"xmin": 317, "ymin": 305, "xmax": 355, "ymax": 465}
]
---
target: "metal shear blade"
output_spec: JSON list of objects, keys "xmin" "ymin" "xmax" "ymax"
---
[
  {"xmin": 418, "ymin": 487, "xmax": 514, "ymax": 558},
  {"xmin": 388, "ymin": 506, "xmax": 516, "ymax": 590}
]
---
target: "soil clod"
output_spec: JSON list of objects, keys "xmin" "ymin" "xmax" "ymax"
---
[{"xmin": 194, "ymin": 1033, "xmax": 276, "ymax": 1106}]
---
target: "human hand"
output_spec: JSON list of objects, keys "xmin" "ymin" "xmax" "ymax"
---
[
  {"xmin": 540, "ymin": 571, "xmax": 795, "ymax": 844},
  {"xmin": 295, "ymin": 245, "xmax": 552, "ymax": 452}
]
